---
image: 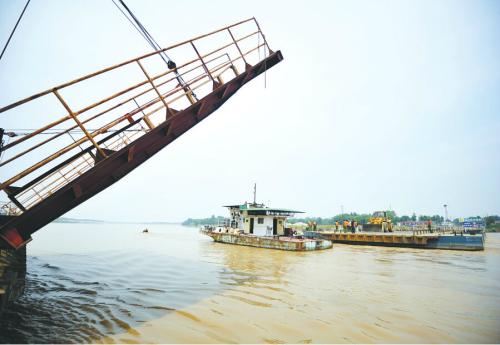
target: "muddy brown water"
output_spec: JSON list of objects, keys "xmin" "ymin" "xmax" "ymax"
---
[{"xmin": 0, "ymin": 223, "xmax": 498, "ymax": 343}]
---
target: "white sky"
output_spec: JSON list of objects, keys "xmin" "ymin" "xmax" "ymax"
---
[{"xmin": 0, "ymin": 0, "xmax": 499, "ymax": 222}]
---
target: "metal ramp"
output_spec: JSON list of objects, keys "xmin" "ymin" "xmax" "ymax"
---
[{"xmin": 0, "ymin": 18, "xmax": 283, "ymax": 249}]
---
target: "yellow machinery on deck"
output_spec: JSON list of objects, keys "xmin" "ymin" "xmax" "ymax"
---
[{"xmin": 363, "ymin": 211, "xmax": 393, "ymax": 232}]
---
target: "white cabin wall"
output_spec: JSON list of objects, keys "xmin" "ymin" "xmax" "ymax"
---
[{"xmin": 253, "ymin": 217, "xmax": 274, "ymax": 236}]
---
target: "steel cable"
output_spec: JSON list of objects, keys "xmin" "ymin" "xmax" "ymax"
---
[{"xmin": 0, "ymin": 0, "xmax": 31, "ymax": 62}]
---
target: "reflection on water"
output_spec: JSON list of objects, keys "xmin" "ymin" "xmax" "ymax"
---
[{"xmin": 0, "ymin": 223, "xmax": 499, "ymax": 343}]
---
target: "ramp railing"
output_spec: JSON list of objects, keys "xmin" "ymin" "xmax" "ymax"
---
[{"xmin": 0, "ymin": 17, "xmax": 273, "ymax": 216}]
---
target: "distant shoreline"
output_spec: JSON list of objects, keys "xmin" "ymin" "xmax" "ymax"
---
[{"xmin": 54, "ymin": 217, "xmax": 180, "ymax": 225}]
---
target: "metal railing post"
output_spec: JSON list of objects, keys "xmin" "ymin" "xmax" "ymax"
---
[
  {"xmin": 53, "ymin": 90, "xmax": 106, "ymax": 158},
  {"xmin": 227, "ymin": 28, "xmax": 247, "ymax": 65},
  {"xmin": 190, "ymin": 41, "xmax": 215, "ymax": 82},
  {"xmin": 253, "ymin": 17, "xmax": 272, "ymax": 54},
  {"xmin": 136, "ymin": 60, "xmax": 168, "ymax": 128}
]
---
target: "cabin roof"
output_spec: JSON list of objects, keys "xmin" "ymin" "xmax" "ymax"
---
[
  {"xmin": 223, "ymin": 204, "xmax": 304, "ymax": 214},
  {"xmin": 249, "ymin": 207, "xmax": 304, "ymax": 214}
]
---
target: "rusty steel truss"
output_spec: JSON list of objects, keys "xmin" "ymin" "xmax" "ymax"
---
[{"xmin": 0, "ymin": 18, "xmax": 283, "ymax": 249}]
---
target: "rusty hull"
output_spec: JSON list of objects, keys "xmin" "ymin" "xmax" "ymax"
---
[{"xmin": 201, "ymin": 230, "xmax": 333, "ymax": 251}]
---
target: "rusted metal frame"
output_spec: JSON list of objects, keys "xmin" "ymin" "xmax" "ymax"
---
[
  {"xmin": 137, "ymin": 61, "xmax": 234, "ymax": 120},
  {"xmin": 2, "ymin": 115, "xmax": 73, "ymax": 151},
  {"xmin": 72, "ymin": 50, "xmax": 230, "ymax": 129},
  {"xmin": 78, "ymin": 49, "xmax": 238, "ymax": 120},
  {"xmin": 136, "ymin": 60, "xmax": 169, "ymax": 124},
  {"xmin": 227, "ymin": 28, "xmax": 247, "ymax": 65},
  {"xmin": 27, "ymin": 184, "xmax": 44, "ymax": 204},
  {"xmin": 190, "ymin": 41, "xmax": 214, "ymax": 83},
  {"xmin": 141, "ymin": 64, "xmax": 234, "ymax": 120},
  {"xmin": 252, "ymin": 17, "xmax": 272, "ymax": 54},
  {"xmin": 118, "ymin": 133, "xmax": 133, "ymax": 149},
  {"xmin": 213, "ymin": 43, "xmax": 264, "ymax": 80},
  {"xmin": 126, "ymin": 129, "xmax": 143, "ymax": 145},
  {"xmin": 132, "ymin": 64, "xmax": 236, "ymax": 134},
  {"xmin": 0, "ymin": 93, "xmax": 150, "ymax": 165},
  {"xmin": 7, "ymin": 118, "xmax": 142, "ymax": 197},
  {"xmin": 0, "ymin": 39, "xmax": 266, "ymax": 192},
  {"xmin": 103, "ymin": 133, "xmax": 125, "ymax": 151},
  {"xmin": 25, "ymin": 164, "xmax": 89, "ymax": 209},
  {"xmin": 18, "ymin": 157, "xmax": 93, "ymax": 208},
  {"xmin": 9, "ymin": 49, "xmax": 228, "ymax": 152},
  {"xmin": 161, "ymin": 62, "xmax": 232, "ymax": 101},
  {"xmin": 112, "ymin": 133, "xmax": 128, "ymax": 149},
  {"xmin": 69, "ymin": 32, "xmax": 254, "ymax": 121},
  {"xmin": 0, "ymin": 104, "xmax": 146, "ymax": 191},
  {"xmin": 22, "ymin": 190, "xmax": 46, "ymax": 210},
  {"xmin": 0, "ymin": 18, "xmax": 256, "ymax": 114},
  {"xmin": 157, "ymin": 57, "xmax": 233, "ymax": 100},
  {"xmin": 0, "ymin": 94, "xmax": 141, "ymax": 168},
  {"xmin": 188, "ymin": 30, "xmax": 258, "ymax": 78},
  {"xmin": 2, "ymin": 77, "xmax": 149, "ymax": 152},
  {"xmin": 104, "ymin": 130, "xmax": 133, "ymax": 151},
  {"xmin": 0, "ymin": 126, "xmax": 88, "ymax": 188},
  {"xmin": 143, "ymin": 65, "xmax": 236, "ymax": 126},
  {"xmin": 118, "ymin": 132, "xmax": 130, "ymax": 146},
  {"xmin": 148, "ymin": 46, "xmax": 261, "ymax": 113},
  {"xmin": 132, "ymin": 98, "xmax": 149, "ymax": 130},
  {"xmin": 141, "ymin": 49, "xmax": 261, "ymax": 120},
  {"xmin": 1, "ymin": 50, "xmax": 283, "ymax": 246},
  {"xmin": 23, "ymin": 154, "xmax": 93, "ymax": 204},
  {"xmin": 188, "ymin": 17, "xmax": 255, "ymax": 45},
  {"xmin": 182, "ymin": 31, "xmax": 257, "ymax": 74},
  {"xmin": 2, "ymin": 31, "xmax": 255, "ymax": 155},
  {"xmin": 53, "ymin": 90, "xmax": 107, "ymax": 158}
]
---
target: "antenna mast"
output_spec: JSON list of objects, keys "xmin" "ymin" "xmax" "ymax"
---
[{"xmin": 253, "ymin": 183, "xmax": 257, "ymax": 205}]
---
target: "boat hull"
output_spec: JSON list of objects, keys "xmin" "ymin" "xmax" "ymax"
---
[{"xmin": 202, "ymin": 230, "xmax": 332, "ymax": 251}]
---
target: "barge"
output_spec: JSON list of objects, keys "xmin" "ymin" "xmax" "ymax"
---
[
  {"xmin": 304, "ymin": 230, "xmax": 484, "ymax": 251},
  {"xmin": 201, "ymin": 228, "xmax": 332, "ymax": 251},
  {"xmin": 200, "ymin": 189, "xmax": 332, "ymax": 251}
]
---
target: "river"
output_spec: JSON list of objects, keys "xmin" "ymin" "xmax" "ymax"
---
[{"xmin": 0, "ymin": 223, "xmax": 499, "ymax": 343}]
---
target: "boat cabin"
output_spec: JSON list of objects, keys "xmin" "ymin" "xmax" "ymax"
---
[{"xmin": 223, "ymin": 203, "xmax": 303, "ymax": 237}]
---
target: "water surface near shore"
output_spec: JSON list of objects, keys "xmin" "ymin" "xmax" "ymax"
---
[{"xmin": 0, "ymin": 223, "xmax": 498, "ymax": 343}]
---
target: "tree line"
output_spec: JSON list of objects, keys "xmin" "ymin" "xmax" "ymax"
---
[
  {"xmin": 182, "ymin": 215, "xmax": 226, "ymax": 226},
  {"xmin": 182, "ymin": 213, "xmax": 500, "ymax": 229},
  {"xmin": 287, "ymin": 212, "xmax": 500, "ymax": 225}
]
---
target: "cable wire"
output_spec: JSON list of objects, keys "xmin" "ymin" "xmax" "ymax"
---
[
  {"xmin": 111, "ymin": 0, "xmax": 197, "ymax": 100},
  {"xmin": 0, "ymin": 0, "xmax": 31, "ymax": 62}
]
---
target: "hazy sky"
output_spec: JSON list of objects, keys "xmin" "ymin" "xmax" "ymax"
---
[{"xmin": 1, "ymin": 0, "xmax": 499, "ymax": 222}]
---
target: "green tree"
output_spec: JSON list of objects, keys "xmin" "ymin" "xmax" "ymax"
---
[
  {"xmin": 485, "ymin": 216, "xmax": 497, "ymax": 227},
  {"xmin": 399, "ymin": 215, "xmax": 410, "ymax": 222}
]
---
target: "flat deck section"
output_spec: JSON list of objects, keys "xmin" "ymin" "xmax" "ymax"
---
[{"xmin": 304, "ymin": 231, "xmax": 484, "ymax": 251}]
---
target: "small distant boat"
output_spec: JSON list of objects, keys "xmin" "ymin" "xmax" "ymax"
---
[{"xmin": 142, "ymin": 228, "xmax": 149, "ymax": 233}]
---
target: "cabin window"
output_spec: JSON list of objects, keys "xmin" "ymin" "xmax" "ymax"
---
[
  {"xmin": 279, "ymin": 220, "xmax": 282, "ymax": 224},
  {"xmin": 245, "ymin": 219, "xmax": 249, "ymax": 222},
  {"xmin": 258, "ymin": 218, "xmax": 264, "ymax": 224}
]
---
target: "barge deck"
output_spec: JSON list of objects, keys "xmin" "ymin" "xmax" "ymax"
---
[{"xmin": 304, "ymin": 231, "xmax": 484, "ymax": 251}]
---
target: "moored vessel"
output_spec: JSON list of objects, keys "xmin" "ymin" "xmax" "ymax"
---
[{"xmin": 200, "ymin": 186, "xmax": 332, "ymax": 251}]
